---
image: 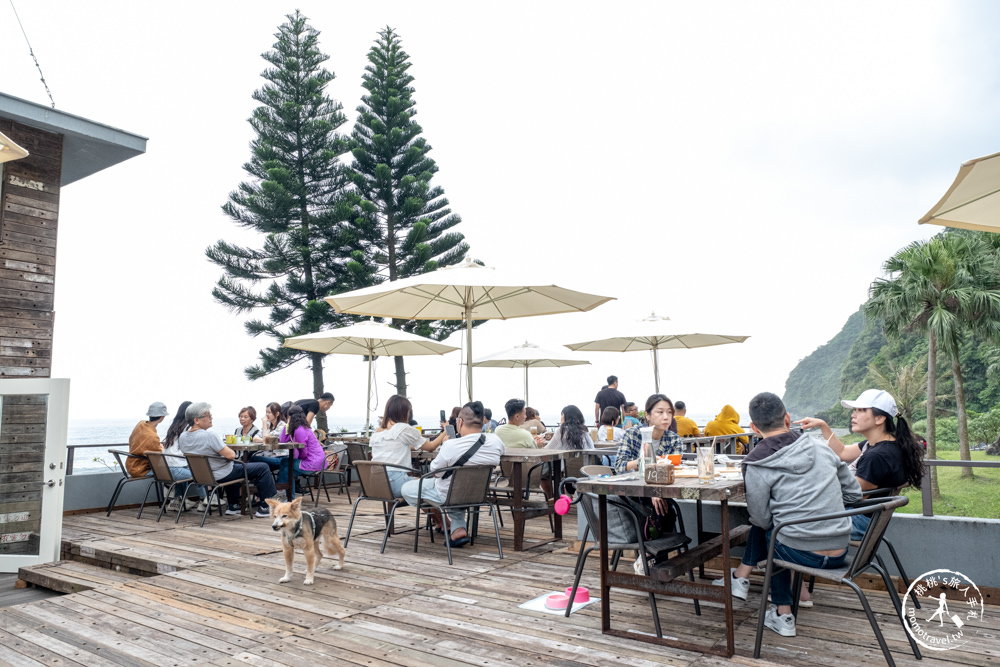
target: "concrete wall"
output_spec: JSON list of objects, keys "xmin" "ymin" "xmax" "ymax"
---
[
  {"xmin": 578, "ymin": 499, "xmax": 1000, "ymax": 588},
  {"xmin": 64, "ymin": 471, "xmax": 157, "ymax": 512}
]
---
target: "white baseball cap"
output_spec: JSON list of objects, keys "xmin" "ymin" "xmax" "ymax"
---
[{"xmin": 841, "ymin": 389, "xmax": 898, "ymax": 418}]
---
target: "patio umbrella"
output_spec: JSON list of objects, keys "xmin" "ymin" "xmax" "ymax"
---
[
  {"xmin": 0, "ymin": 131, "xmax": 29, "ymax": 164},
  {"xmin": 919, "ymin": 151, "xmax": 1000, "ymax": 232},
  {"xmin": 325, "ymin": 257, "xmax": 614, "ymax": 400},
  {"xmin": 471, "ymin": 341, "xmax": 590, "ymax": 405},
  {"xmin": 563, "ymin": 313, "xmax": 750, "ymax": 393},
  {"xmin": 283, "ymin": 320, "xmax": 459, "ymax": 432}
]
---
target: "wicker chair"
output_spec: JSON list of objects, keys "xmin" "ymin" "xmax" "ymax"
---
[
  {"xmin": 753, "ymin": 496, "xmax": 922, "ymax": 666},
  {"xmin": 344, "ymin": 460, "xmax": 418, "ymax": 552},
  {"xmin": 105, "ymin": 449, "xmax": 159, "ymax": 516},
  {"xmin": 184, "ymin": 454, "xmax": 253, "ymax": 527},
  {"xmin": 412, "ymin": 464, "xmax": 503, "ymax": 565},
  {"xmin": 142, "ymin": 451, "xmax": 193, "ymax": 523}
]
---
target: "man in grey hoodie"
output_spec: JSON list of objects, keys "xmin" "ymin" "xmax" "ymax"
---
[{"xmin": 714, "ymin": 392, "xmax": 861, "ymax": 638}]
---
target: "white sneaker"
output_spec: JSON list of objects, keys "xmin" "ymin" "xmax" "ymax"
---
[
  {"xmin": 225, "ymin": 504, "xmax": 242, "ymax": 516},
  {"xmin": 196, "ymin": 500, "xmax": 210, "ymax": 513},
  {"xmin": 166, "ymin": 498, "xmax": 183, "ymax": 512},
  {"xmin": 764, "ymin": 605, "xmax": 796, "ymax": 637},
  {"xmin": 711, "ymin": 568, "xmax": 750, "ymax": 601},
  {"xmin": 254, "ymin": 505, "xmax": 271, "ymax": 518},
  {"xmin": 183, "ymin": 498, "xmax": 200, "ymax": 511}
]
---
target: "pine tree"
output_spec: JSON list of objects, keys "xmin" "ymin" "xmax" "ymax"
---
[
  {"xmin": 207, "ymin": 11, "xmax": 371, "ymax": 429},
  {"xmin": 349, "ymin": 27, "xmax": 468, "ymax": 396}
]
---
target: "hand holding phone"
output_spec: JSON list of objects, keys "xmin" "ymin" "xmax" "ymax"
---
[
  {"xmin": 440, "ymin": 409, "xmax": 447, "ymax": 423},
  {"xmin": 446, "ymin": 424, "xmax": 457, "ymax": 438}
]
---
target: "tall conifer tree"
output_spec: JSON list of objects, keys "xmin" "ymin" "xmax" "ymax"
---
[
  {"xmin": 349, "ymin": 27, "xmax": 468, "ymax": 396},
  {"xmin": 207, "ymin": 11, "xmax": 370, "ymax": 428}
]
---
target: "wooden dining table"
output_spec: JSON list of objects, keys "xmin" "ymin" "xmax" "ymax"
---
[
  {"xmin": 228, "ymin": 441, "xmax": 305, "ymax": 508},
  {"xmin": 575, "ymin": 474, "xmax": 749, "ymax": 658}
]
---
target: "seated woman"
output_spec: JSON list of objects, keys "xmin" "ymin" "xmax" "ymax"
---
[
  {"xmin": 251, "ymin": 402, "xmax": 288, "ymax": 475},
  {"xmin": 278, "ymin": 405, "xmax": 326, "ymax": 489},
  {"xmin": 796, "ymin": 389, "xmax": 923, "ymax": 540},
  {"xmin": 614, "ymin": 394, "xmax": 683, "ymax": 521},
  {"xmin": 544, "ymin": 405, "xmax": 595, "ymax": 450},
  {"xmin": 704, "ymin": 404, "xmax": 750, "ymax": 453},
  {"xmin": 234, "ymin": 406, "xmax": 263, "ymax": 443},
  {"xmin": 370, "ymin": 395, "xmax": 448, "ymax": 497},
  {"xmin": 522, "ymin": 407, "xmax": 546, "ymax": 437},
  {"xmin": 596, "ymin": 406, "xmax": 626, "ymax": 443}
]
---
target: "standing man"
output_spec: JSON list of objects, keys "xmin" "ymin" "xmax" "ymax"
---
[
  {"xmin": 295, "ymin": 392, "xmax": 334, "ymax": 426},
  {"xmin": 594, "ymin": 375, "xmax": 626, "ymax": 425},
  {"xmin": 674, "ymin": 401, "xmax": 701, "ymax": 437}
]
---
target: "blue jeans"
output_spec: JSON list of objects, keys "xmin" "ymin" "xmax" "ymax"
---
[
  {"xmin": 765, "ymin": 529, "xmax": 847, "ymax": 606},
  {"xmin": 277, "ymin": 458, "xmax": 300, "ymax": 485},
  {"xmin": 217, "ymin": 462, "xmax": 276, "ymax": 506},
  {"xmin": 250, "ymin": 453, "xmax": 284, "ymax": 473},
  {"xmin": 851, "ymin": 514, "xmax": 870, "ymax": 541},
  {"xmin": 386, "ymin": 469, "xmax": 410, "ymax": 498},
  {"xmin": 400, "ymin": 479, "xmax": 466, "ymax": 532}
]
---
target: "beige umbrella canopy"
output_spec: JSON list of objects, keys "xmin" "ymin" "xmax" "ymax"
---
[
  {"xmin": 471, "ymin": 341, "xmax": 590, "ymax": 404},
  {"xmin": 325, "ymin": 257, "xmax": 614, "ymax": 400},
  {"xmin": 919, "ymin": 151, "xmax": 1000, "ymax": 232},
  {"xmin": 283, "ymin": 320, "xmax": 459, "ymax": 432},
  {"xmin": 564, "ymin": 312, "xmax": 750, "ymax": 393},
  {"xmin": 0, "ymin": 131, "xmax": 29, "ymax": 164}
]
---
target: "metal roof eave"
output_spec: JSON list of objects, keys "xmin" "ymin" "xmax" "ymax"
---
[{"xmin": 0, "ymin": 91, "xmax": 147, "ymax": 186}]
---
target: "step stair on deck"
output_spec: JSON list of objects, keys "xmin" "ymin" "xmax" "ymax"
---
[{"xmin": 17, "ymin": 559, "xmax": 147, "ymax": 594}]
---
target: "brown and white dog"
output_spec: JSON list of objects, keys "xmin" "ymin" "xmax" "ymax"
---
[{"xmin": 265, "ymin": 497, "xmax": 345, "ymax": 584}]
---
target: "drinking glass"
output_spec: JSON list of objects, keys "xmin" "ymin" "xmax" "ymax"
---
[
  {"xmin": 606, "ymin": 426, "xmax": 614, "ymax": 441},
  {"xmin": 530, "ymin": 426, "xmax": 538, "ymax": 436},
  {"xmin": 697, "ymin": 446, "xmax": 714, "ymax": 483}
]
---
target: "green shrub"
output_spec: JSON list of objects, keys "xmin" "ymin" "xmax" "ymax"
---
[{"xmin": 969, "ymin": 406, "xmax": 1000, "ymax": 446}]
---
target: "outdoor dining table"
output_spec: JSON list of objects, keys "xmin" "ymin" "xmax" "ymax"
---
[
  {"xmin": 412, "ymin": 446, "xmax": 582, "ymax": 551},
  {"xmin": 574, "ymin": 474, "xmax": 749, "ymax": 658},
  {"xmin": 229, "ymin": 441, "xmax": 306, "ymax": 509}
]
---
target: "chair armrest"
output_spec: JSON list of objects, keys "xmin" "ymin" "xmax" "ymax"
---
[
  {"xmin": 381, "ymin": 462, "xmax": 421, "ymax": 474},
  {"xmin": 766, "ymin": 497, "xmax": 905, "ymax": 557},
  {"xmin": 108, "ymin": 448, "xmax": 147, "ymax": 460}
]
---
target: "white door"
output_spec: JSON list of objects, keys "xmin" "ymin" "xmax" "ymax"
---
[{"xmin": 0, "ymin": 378, "xmax": 70, "ymax": 572}]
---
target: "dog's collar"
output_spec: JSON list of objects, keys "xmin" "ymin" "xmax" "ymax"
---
[{"xmin": 285, "ymin": 511, "xmax": 314, "ymax": 544}]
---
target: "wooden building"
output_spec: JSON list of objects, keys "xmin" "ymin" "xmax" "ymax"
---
[{"xmin": 0, "ymin": 92, "xmax": 146, "ymax": 565}]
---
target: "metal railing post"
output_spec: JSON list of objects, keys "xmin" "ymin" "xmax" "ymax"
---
[{"xmin": 921, "ymin": 463, "xmax": 933, "ymax": 517}]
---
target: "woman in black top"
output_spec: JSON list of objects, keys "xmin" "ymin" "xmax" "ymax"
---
[{"xmin": 797, "ymin": 389, "xmax": 924, "ymax": 539}]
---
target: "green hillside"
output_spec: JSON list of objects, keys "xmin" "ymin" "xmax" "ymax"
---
[{"xmin": 782, "ymin": 308, "xmax": 865, "ymax": 418}]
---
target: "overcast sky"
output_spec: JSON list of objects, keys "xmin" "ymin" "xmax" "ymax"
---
[{"xmin": 4, "ymin": 1, "xmax": 999, "ymax": 426}]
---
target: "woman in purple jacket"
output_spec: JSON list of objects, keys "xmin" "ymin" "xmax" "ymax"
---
[{"xmin": 278, "ymin": 404, "xmax": 325, "ymax": 484}]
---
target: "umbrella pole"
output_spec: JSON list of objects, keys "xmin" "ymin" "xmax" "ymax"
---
[
  {"xmin": 466, "ymin": 302, "xmax": 474, "ymax": 402},
  {"xmin": 524, "ymin": 365, "xmax": 529, "ymax": 405},
  {"xmin": 653, "ymin": 343, "xmax": 660, "ymax": 394},
  {"xmin": 365, "ymin": 348, "xmax": 373, "ymax": 435}
]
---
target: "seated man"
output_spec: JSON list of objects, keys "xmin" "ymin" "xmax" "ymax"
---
[
  {"xmin": 673, "ymin": 401, "xmax": 701, "ymax": 437},
  {"xmin": 714, "ymin": 392, "xmax": 861, "ymax": 638},
  {"xmin": 128, "ymin": 402, "xmax": 200, "ymax": 511},
  {"xmin": 621, "ymin": 402, "xmax": 642, "ymax": 429},
  {"xmin": 481, "ymin": 408, "xmax": 499, "ymax": 434},
  {"xmin": 179, "ymin": 402, "xmax": 276, "ymax": 517},
  {"xmin": 496, "ymin": 398, "xmax": 542, "ymax": 449},
  {"xmin": 401, "ymin": 401, "xmax": 505, "ymax": 548}
]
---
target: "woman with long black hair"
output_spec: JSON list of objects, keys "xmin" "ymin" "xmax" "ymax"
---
[
  {"xmin": 797, "ymin": 389, "xmax": 924, "ymax": 539},
  {"xmin": 544, "ymin": 405, "xmax": 595, "ymax": 450}
]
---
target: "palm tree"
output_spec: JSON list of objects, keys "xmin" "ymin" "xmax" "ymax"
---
[
  {"xmin": 867, "ymin": 233, "xmax": 1000, "ymax": 487},
  {"xmin": 865, "ymin": 358, "xmax": 927, "ymax": 424}
]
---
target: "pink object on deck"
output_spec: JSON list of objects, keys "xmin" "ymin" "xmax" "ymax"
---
[
  {"xmin": 544, "ymin": 593, "xmax": 570, "ymax": 610},
  {"xmin": 566, "ymin": 586, "xmax": 590, "ymax": 603}
]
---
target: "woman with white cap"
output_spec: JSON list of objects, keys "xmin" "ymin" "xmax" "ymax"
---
[{"xmin": 796, "ymin": 389, "xmax": 924, "ymax": 539}]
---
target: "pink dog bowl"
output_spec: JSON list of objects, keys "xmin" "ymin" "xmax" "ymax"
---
[
  {"xmin": 566, "ymin": 586, "xmax": 590, "ymax": 603},
  {"xmin": 544, "ymin": 593, "xmax": 570, "ymax": 610}
]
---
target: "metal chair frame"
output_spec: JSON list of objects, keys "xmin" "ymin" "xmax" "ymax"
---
[
  {"xmin": 183, "ymin": 453, "xmax": 254, "ymax": 527},
  {"xmin": 105, "ymin": 449, "xmax": 160, "ymax": 516},
  {"xmin": 558, "ymin": 477, "xmax": 698, "ymax": 634},
  {"xmin": 142, "ymin": 451, "xmax": 193, "ymax": 523},
  {"xmin": 344, "ymin": 460, "xmax": 419, "ymax": 552},
  {"xmin": 412, "ymin": 464, "xmax": 503, "ymax": 565},
  {"xmin": 753, "ymin": 496, "xmax": 922, "ymax": 667}
]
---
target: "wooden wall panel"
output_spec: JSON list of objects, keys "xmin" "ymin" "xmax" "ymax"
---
[
  {"xmin": 0, "ymin": 394, "xmax": 48, "ymax": 554},
  {"xmin": 0, "ymin": 118, "xmax": 62, "ymax": 379}
]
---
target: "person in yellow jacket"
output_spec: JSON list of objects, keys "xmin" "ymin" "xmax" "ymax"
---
[
  {"xmin": 704, "ymin": 404, "xmax": 750, "ymax": 453},
  {"xmin": 673, "ymin": 401, "xmax": 701, "ymax": 437}
]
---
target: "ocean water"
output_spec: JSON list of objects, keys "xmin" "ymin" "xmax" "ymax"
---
[{"xmin": 68, "ymin": 411, "xmax": 721, "ymax": 474}]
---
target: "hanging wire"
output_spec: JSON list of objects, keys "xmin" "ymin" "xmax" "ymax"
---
[{"xmin": 10, "ymin": 0, "xmax": 56, "ymax": 108}]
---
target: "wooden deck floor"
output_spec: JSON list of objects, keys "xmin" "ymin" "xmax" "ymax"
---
[{"xmin": 2, "ymin": 490, "xmax": 996, "ymax": 667}]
